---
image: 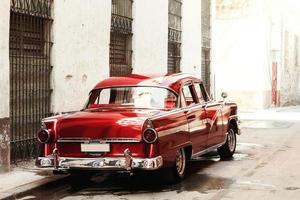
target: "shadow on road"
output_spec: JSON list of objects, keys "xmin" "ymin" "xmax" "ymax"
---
[
  {"xmin": 68, "ymin": 156, "xmax": 233, "ymax": 197},
  {"xmin": 18, "ymin": 150, "xmax": 254, "ymax": 200}
]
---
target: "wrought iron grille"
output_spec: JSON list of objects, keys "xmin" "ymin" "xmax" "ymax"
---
[
  {"xmin": 110, "ymin": 33, "xmax": 132, "ymax": 76},
  {"xmin": 9, "ymin": 0, "xmax": 53, "ymax": 162},
  {"xmin": 111, "ymin": 14, "xmax": 132, "ymax": 34},
  {"xmin": 111, "ymin": 0, "xmax": 133, "ymax": 34},
  {"xmin": 110, "ymin": 0, "xmax": 133, "ymax": 77},
  {"xmin": 201, "ymin": 0, "xmax": 211, "ymax": 94},
  {"xmin": 11, "ymin": 0, "xmax": 52, "ymax": 18},
  {"xmin": 168, "ymin": 42, "xmax": 181, "ymax": 73},
  {"xmin": 168, "ymin": 0, "xmax": 182, "ymax": 73}
]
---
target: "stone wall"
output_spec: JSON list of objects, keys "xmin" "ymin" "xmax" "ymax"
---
[{"xmin": 280, "ymin": 32, "xmax": 300, "ymax": 106}]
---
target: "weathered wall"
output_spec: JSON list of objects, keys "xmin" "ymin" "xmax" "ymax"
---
[
  {"xmin": 212, "ymin": 0, "xmax": 272, "ymax": 110},
  {"xmin": 0, "ymin": 0, "xmax": 10, "ymax": 172},
  {"xmin": 181, "ymin": 0, "xmax": 202, "ymax": 76},
  {"xmin": 132, "ymin": 0, "xmax": 168, "ymax": 74},
  {"xmin": 280, "ymin": 32, "xmax": 300, "ymax": 106},
  {"xmin": 213, "ymin": 0, "xmax": 300, "ymax": 109},
  {"xmin": 276, "ymin": 0, "xmax": 300, "ymax": 106},
  {"xmin": 51, "ymin": 0, "xmax": 111, "ymax": 113}
]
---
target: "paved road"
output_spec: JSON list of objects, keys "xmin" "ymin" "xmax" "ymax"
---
[{"xmin": 19, "ymin": 120, "xmax": 300, "ymax": 200}]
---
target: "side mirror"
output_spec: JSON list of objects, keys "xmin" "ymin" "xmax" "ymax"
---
[{"xmin": 221, "ymin": 92, "xmax": 228, "ymax": 99}]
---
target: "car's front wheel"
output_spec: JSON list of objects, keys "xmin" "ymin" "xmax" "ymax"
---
[{"xmin": 217, "ymin": 125, "xmax": 236, "ymax": 159}]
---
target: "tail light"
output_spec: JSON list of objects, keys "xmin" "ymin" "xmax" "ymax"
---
[
  {"xmin": 37, "ymin": 120, "xmax": 57, "ymax": 143},
  {"xmin": 142, "ymin": 119, "xmax": 159, "ymax": 157},
  {"xmin": 143, "ymin": 128, "xmax": 158, "ymax": 143},
  {"xmin": 142, "ymin": 119, "xmax": 158, "ymax": 143},
  {"xmin": 37, "ymin": 129, "xmax": 51, "ymax": 143}
]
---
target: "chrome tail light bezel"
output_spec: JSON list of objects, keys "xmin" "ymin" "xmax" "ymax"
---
[
  {"xmin": 37, "ymin": 129, "xmax": 51, "ymax": 143},
  {"xmin": 142, "ymin": 128, "xmax": 158, "ymax": 144}
]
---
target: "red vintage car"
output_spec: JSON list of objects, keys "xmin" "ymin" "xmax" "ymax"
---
[{"xmin": 36, "ymin": 73, "xmax": 240, "ymax": 181}]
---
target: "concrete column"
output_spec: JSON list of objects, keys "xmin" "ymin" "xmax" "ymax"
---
[
  {"xmin": 132, "ymin": 0, "xmax": 169, "ymax": 74},
  {"xmin": 0, "ymin": 0, "xmax": 11, "ymax": 173},
  {"xmin": 51, "ymin": 0, "xmax": 111, "ymax": 113}
]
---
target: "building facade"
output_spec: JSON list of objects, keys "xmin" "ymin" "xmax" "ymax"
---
[
  {"xmin": 212, "ymin": 0, "xmax": 300, "ymax": 109},
  {"xmin": 0, "ymin": 0, "xmax": 212, "ymax": 171}
]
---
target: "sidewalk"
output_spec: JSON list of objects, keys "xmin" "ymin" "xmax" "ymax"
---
[
  {"xmin": 239, "ymin": 106, "xmax": 300, "ymax": 121},
  {"xmin": 0, "ymin": 161, "xmax": 66, "ymax": 200}
]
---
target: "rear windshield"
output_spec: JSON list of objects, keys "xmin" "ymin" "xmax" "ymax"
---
[{"xmin": 85, "ymin": 86, "xmax": 178, "ymax": 109}]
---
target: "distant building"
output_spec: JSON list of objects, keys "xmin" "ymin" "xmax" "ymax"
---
[
  {"xmin": 0, "ymin": 0, "xmax": 213, "ymax": 171},
  {"xmin": 212, "ymin": 0, "xmax": 300, "ymax": 110}
]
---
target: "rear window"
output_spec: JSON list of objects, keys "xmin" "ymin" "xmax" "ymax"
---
[{"xmin": 85, "ymin": 86, "xmax": 178, "ymax": 109}]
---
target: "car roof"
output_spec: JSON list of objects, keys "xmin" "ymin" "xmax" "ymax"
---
[{"xmin": 93, "ymin": 73, "xmax": 202, "ymax": 95}]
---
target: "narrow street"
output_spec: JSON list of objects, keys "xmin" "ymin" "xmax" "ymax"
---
[{"xmin": 17, "ymin": 119, "xmax": 300, "ymax": 200}]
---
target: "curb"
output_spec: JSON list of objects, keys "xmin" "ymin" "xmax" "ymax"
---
[{"xmin": 0, "ymin": 175, "xmax": 68, "ymax": 200}]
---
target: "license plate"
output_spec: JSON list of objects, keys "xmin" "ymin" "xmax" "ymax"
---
[{"xmin": 81, "ymin": 143, "xmax": 110, "ymax": 152}]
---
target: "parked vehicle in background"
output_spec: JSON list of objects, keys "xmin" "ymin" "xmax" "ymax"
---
[{"xmin": 36, "ymin": 73, "xmax": 241, "ymax": 181}]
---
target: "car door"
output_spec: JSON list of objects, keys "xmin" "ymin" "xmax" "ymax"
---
[
  {"xmin": 197, "ymin": 83, "xmax": 224, "ymax": 147},
  {"xmin": 181, "ymin": 82, "xmax": 208, "ymax": 153}
]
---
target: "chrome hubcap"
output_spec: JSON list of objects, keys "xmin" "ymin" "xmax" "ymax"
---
[
  {"xmin": 228, "ymin": 129, "xmax": 236, "ymax": 152},
  {"xmin": 175, "ymin": 149, "xmax": 186, "ymax": 175}
]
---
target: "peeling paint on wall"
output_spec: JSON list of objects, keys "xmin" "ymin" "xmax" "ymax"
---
[{"xmin": 0, "ymin": 118, "xmax": 10, "ymax": 173}]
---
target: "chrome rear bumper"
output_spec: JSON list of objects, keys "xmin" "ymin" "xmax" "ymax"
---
[{"xmin": 36, "ymin": 154, "xmax": 163, "ymax": 171}]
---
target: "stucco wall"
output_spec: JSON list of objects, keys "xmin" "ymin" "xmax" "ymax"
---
[
  {"xmin": 132, "ymin": 0, "xmax": 168, "ymax": 74},
  {"xmin": 51, "ymin": 0, "xmax": 111, "ymax": 113},
  {"xmin": 212, "ymin": 0, "xmax": 272, "ymax": 109},
  {"xmin": 0, "ymin": 0, "xmax": 10, "ymax": 119},
  {"xmin": 0, "ymin": 0, "xmax": 10, "ymax": 172},
  {"xmin": 181, "ymin": 0, "xmax": 202, "ymax": 76}
]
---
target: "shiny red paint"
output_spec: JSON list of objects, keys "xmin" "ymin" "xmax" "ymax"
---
[{"xmin": 40, "ymin": 73, "xmax": 239, "ymax": 169}]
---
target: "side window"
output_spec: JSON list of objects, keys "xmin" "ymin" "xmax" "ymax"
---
[
  {"xmin": 194, "ymin": 83, "xmax": 206, "ymax": 104},
  {"xmin": 182, "ymin": 84, "xmax": 197, "ymax": 106},
  {"xmin": 200, "ymin": 83, "xmax": 210, "ymax": 102}
]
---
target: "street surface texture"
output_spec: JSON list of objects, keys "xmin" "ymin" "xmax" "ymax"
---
[{"xmin": 17, "ymin": 120, "xmax": 300, "ymax": 200}]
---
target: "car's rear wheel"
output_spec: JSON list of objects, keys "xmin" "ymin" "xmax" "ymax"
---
[
  {"xmin": 174, "ymin": 148, "xmax": 186, "ymax": 179},
  {"xmin": 217, "ymin": 125, "xmax": 236, "ymax": 159},
  {"xmin": 162, "ymin": 148, "xmax": 186, "ymax": 183}
]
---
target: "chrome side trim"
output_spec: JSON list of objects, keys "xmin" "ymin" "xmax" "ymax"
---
[
  {"xmin": 150, "ymin": 108, "xmax": 183, "ymax": 120},
  {"xmin": 57, "ymin": 138, "xmax": 141, "ymax": 143},
  {"xmin": 150, "ymin": 102, "xmax": 220, "ymax": 120},
  {"xmin": 191, "ymin": 134, "xmax": 227, "ymax": 159},
  {"xmin": 158, "ymin": 123, "xmax": 189, "ymax": 137}
]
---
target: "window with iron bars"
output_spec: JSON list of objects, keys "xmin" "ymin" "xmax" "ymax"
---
[
  {"xmin": 110, "ymin": 0, "xmax": 133, "ymax": 77},
  {"xmin": 168, "ymin": 0, "xmax": 182, "ymax": 73},
  {"xmin": 9, "ymin": 0, "xmax": 53, "ymax": 162}
]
